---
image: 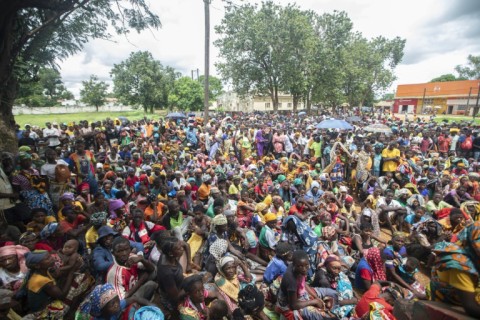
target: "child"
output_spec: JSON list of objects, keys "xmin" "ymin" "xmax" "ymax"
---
[
  {"xmin": 405, "ymin": 207, "xmax": 427, "ymax": 231},
  {"xmin": 58, "ymin": 239, "xmax": 83, "ymax": 273},
  {"xmin": 263, "ymin": 242, "xmax": 292, "ymax": 285}
]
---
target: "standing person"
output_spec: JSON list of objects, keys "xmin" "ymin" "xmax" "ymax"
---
[
  {"xmin": 381, "ymin": 143, "xmax": 400, "ymax": 175},
  {"xmin": 69, "ymin": 139, "xmax": 98, "ymax": 194},
  {"xmin": 43, "ymin": 122, "xmax": 61, "ymax": 149}
]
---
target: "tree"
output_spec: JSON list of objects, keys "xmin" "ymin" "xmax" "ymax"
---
[
  {"xmin": 80, "ymin": 75, "xmax": 109, "ymax": 112},
  {"xmin": 198, "ymin": 75, "xmax": 223, "ymax": 101},
  {"xmin": 15, "ymin": 67, "xmax": 73, "ymax": 107},
  {"xmin": 0, "ymin": 0, "xmax": 160, "ymax": 152},
  {"xmin": 215, "ymin": 1, "xmax": 286, "ymax": 111},
  {"xmin": 342, "ymin": 35, "xmax": 405, "ymax": 108},
  {"xmin": 455, "ymin": 55, "xmax": 480, "ymax": 80},
  {"xmin": 169, "ymin": 77, "xmax": 204, "ymax": 111},
  {"xmin": 111, "ymin": 51, "xmax": 176, "ymax": 113},
  {"xmin": 430, "ymin": 74, "xmax": 467, "ymax": 82}
]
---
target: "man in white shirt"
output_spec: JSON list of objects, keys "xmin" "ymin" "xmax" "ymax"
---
[
  {"xmin": 42, "ymin": 122, "xmax": 61, "ymax": 148},
  {"xmin": 40, "ymin": 148, "xmax": 69, "ymax": 180}
]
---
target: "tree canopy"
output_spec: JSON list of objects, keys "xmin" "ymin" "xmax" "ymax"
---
[
  {"xmin": 214, "ymin": 1, "xmax": 405, "ymax": 111},
  {"xmin": 0, "ymin": 0, "xmax": 161, "ymax": 151},
  {"xmin": 15, "ymin": 67, "xmax": 73, "ymax": 107},
  {"xmin": 455, "ymin": 55, "xmax": 480, "ymax": 80},
  {"xmin": 430, "ymin": 73, "xmax": 467, "ymax": 82},
  {"xmin": 111, "ymin": 51, "xmax": 177, "ymax": 114},
  {"xmin": 80, "ymin": 75, "xmax": 109, "ymax": 111},
  {"xmin": 169, "ymin": 77, "xmax": 204, "ymax": 111}
]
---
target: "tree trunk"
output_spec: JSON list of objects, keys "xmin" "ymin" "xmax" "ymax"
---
[
  {"xmin": 306, "ymin": 90, "xmax": 312, "ymax": 115},
  {"xmin": 96, "ymin": 105, "xmax": 99, "ymax": 112},
  {"xmin": 0, "ymin": 77, "xmax": 19, "ymax": 153},
  {"xmin": 293, "ymin": 94, "xmax": 299, "ymax": 112},
  {"xmin": 272, "ymin": 86, "xmax": 279, "ymax": 111}
]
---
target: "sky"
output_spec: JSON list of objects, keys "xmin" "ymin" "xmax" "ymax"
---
[{"xmin": 58, "ymin": 0, "xmax": 480, "ymax": 98}]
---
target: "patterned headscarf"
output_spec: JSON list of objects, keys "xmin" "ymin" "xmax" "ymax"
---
[
  {"xmin": 60, "ymin": 192, "xmax": 75, "ymax": 201},
  {"xmin": 90, "ymin": 212, "xmax": 107, "ymax": 226},
  {"xmin": 365, "ymin": 247, "xmax": 387, "ymax": 281},
  {"xmin": 79, "ymin": 283, "xmax": 118, "ymax": 317},
  {"xmin": 40, "ymin": 222, "xmax": 59, "ymax": 239}
]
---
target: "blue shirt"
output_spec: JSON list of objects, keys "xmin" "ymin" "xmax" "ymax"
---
[
  {"xmin": 263, "ymin": 256, "xmax": 288, "ymax": 284},
  {"xmin": 404, "ymin": 214, "xmax": 427, "ymax": 225}
]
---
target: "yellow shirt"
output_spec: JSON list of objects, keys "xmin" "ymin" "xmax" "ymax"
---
[
  {"xmin": 85, "ymin": 226, "xmax": 99, "ymax": 249},
  {"xmin": 381, "ymin": 148, "xmax": 400, "ymax": 172}
]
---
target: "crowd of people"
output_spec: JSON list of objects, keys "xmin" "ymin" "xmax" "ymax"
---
[{"xmin": 0, "ymin": 110, "xmax": 479, "ymax": 319}]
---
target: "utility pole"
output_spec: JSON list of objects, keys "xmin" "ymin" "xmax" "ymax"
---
[
  {"xmin": 203, "ymin": 0, "xmax": 210, "ymax": 122},
  {"xmin": 474, "ymin": 82, "xmax": 480, "ymax": 119},
  {"xmin": 466, "ymin": 86, "xmax": 472, "ymax": 117},
  {"xmin": 421, "ymin": 88, "xmax": 426, "ymax": 114}
]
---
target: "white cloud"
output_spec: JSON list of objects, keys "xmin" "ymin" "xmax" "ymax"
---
[{"xmin": 58, "ymin": 0, "xmax": 480, "ymax": 98}]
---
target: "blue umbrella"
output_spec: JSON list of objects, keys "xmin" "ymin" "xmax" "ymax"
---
[
  {"xmin": 298, "ymin": 111, "xmax": 307, "ymax": 116},
  {"xmin": 315, "ymin": 119, "xmax": 353, "ymax": 130},
  {"xmin": 165, "ymin": 112, "xmax": 186, "ymax": 119}
]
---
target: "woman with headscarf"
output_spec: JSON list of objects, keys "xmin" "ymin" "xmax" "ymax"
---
[
  {"xmin": 107, "ymin": 198, "xmax": 127, "ymax": 233},
  {"xmin": 24, "ymin": 251, "xmax": 79, "ymax": 319},
  {"xmin": 11, "ymin": 152, "xmax": 54, "ymax": 216},
  {"xmin": 38, "ymin": 222, "xmax": 65, "ymax": 251},
  {"xmin": 0, "ymin": 245, "xmax": 29, "ymax": 293},
  {"xmin": 312, "ymin": 255, "xmax": 357, "ymax": 319},
  {"xmin": 430, "ymin": 220, "xmax": 480, "ymax": 317},
  {"xmin": 354, "ymin": 247, "xmax": 387, "ymax": 291},
  {"xmin": 85, "ymin": 211, "xmax": 107, "ymax": 250},
  {"xmin": 204, "ymin": 214, "xmax": 244, "ymax": 276},
  {"xmin": 76, "ymin": 283, "xmax": 157, "ymax": 320},
  {"xmin": 214, "ymin": 256, "xmax": 255, "ymax": 313}
]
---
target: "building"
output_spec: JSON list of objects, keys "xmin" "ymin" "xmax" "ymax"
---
[
  {"xmin": 216, "ymin": 91, "xmax": 305, "ymax": 112},
  {"xmin": 394, "ymin": 80, "xmax": 480, "ymax": 115}
]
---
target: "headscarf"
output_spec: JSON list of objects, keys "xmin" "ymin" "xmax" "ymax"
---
[
  {"xmin": 24, "ymin": 251, "xmax": 48, "ymax": 269},
  {"xmin": 40, "ymin": 222, "xmax": 59, "ymax": 239},
  {"xmin": 134, "ymin": 306, "xmax": 165, "ymax": 320},
  {"xmin": 91, "ymin": 212, "xmax": 107, "ymax": 226},
  {"xmin": 211, "ymin": 214, "xmax": 227, "ymax": 227},
  {"xmin": 60, "ymin": 192, "xmax": 75, "ymax": 201},
  {"xmin": 255, "ymin": 202, "xmax": 268, "ymax": 213},
  {"xmin": 321, "ymin": 226, "xmax": 336, "ymax": 240},
  {"xmin": 79, "ymin": 283, "xmax": 118, "ymax": 317},
  {"xmin": 209, "ymin": 239, "xmax": 228, "ymax": 261},
  {"xmin": 324, "ymin": 254, "xmax": 341, "ymax": 267},
  {"xmin": 0, "ymin": 245, "xmax": 29, "ymax": 273},
  {"xmin": 217, "ymin": 255, "xmax": 235, "ymax": 273},
  {"xmin": 365, "ymin": 247, "xmax": 387, "ymax": 281},
  {"xmin": 108, "ymin": 199, "xmax": 125, "ymax": 218}
]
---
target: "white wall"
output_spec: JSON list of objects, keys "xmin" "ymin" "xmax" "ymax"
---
[{"xmin": 13, "ymin": 104, "xmax": 135, "ymax": 115}]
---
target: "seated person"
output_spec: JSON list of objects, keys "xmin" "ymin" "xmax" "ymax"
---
[
  {"xmin": 276, "ymin": 250, "xmax": 338, "ymax": 319},
  {"xmin": 105, "ymin": 237, "xmax": 157, "ymax": 301}
]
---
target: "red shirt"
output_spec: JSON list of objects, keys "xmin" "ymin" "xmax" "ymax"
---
[
  {"xmin": 355, "ymin": 284, "xmax": 394, "ymax": 318},
  {"xmin": 126, "ymin": 175, "xmax": 139, "ymax": 188}
]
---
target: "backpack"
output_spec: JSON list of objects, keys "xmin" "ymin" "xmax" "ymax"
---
[{"xmin": 461, "ymin": 136, "xmax": 473, "ymax": 150}]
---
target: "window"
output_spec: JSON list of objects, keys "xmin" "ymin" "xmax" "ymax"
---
[
  {"xmin": 457, "ymin": 105, "xmax": 467, "ymax": 110},
  {"xmin": 288, "ymin": 103, "xmax": 292, "ymax": 108},
  {"xmin": 265, "ymin": 103, "xmax": 270, "ymax": 108},
  {"xmin": 424, "ymin": 98, "xmax": 433, "ymax": 105}
]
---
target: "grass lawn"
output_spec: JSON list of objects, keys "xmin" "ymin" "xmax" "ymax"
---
[
  {"xmin": 433, "ymin": 115, "xmax": 480, "ymax": 125},
  {"xmin": 14, "ymin": 109, "xmax": 167, "ymax": 127}
]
